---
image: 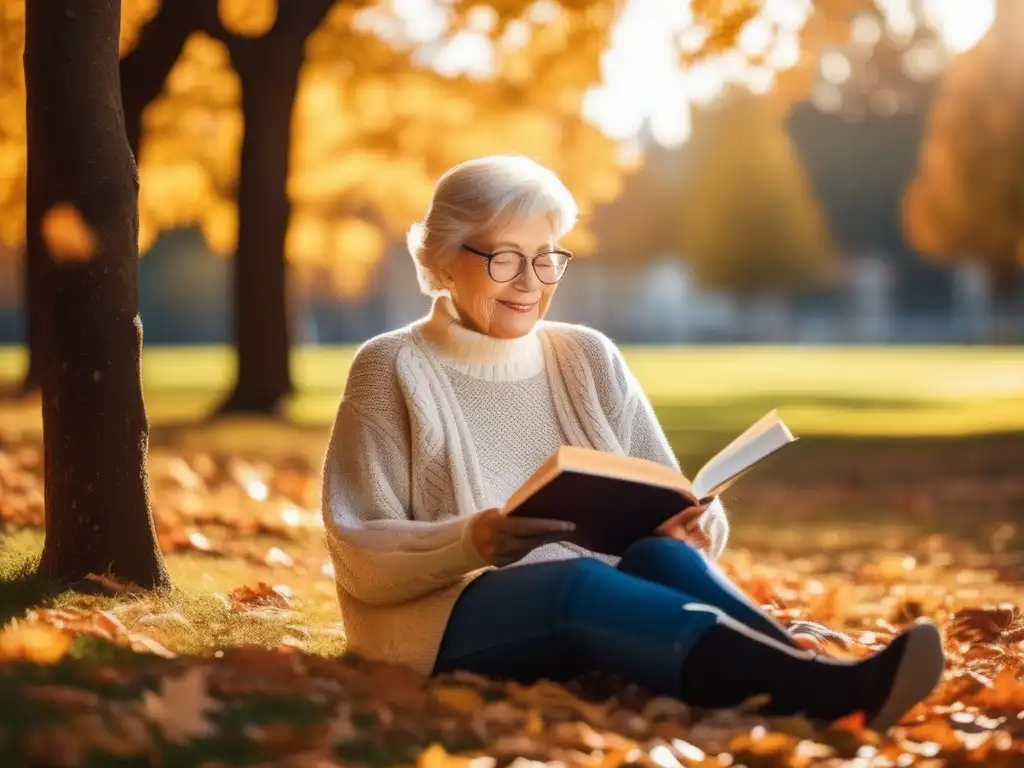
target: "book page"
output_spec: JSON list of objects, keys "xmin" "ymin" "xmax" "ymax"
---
[{"xmin": 691, "ymin": 411, "xmax": 796, "ymax": 498}]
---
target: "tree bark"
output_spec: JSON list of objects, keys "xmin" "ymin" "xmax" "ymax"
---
[
  {"xmin": 209, "ymin": 0, "xmax": 335, "ymax": 416},
  {"xmin": 25, "ymin": 0, "xmax": 170, "ymax": 589},
  {"xmin": 14, "ymin": 2, "xmax": 195, "ymax": 398},
  {"xmin": 215, "ymin": 44, "xmax": 303, "ymax": 416}
]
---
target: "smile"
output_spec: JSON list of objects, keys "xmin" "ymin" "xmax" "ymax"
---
[{"xmin": 498, "ymin": 300, "xmax": 538, "ymax": 313}]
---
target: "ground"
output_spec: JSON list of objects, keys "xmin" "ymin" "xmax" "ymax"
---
[{"xmin": 1, "ymin": 346, "xmax": 1023, "ymax": 766}]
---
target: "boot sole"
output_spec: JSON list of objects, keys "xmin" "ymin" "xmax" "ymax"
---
[{"xmin": 867, "ymin": 622, "xmax": 945, "ymax": 732}]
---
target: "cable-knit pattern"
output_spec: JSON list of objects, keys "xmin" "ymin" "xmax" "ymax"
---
[
  {"xmin": 397, "ymin": 348, "xmax": 455, "ymax": 521},
  {"xmin": 322, "ymin": 301, "xmax": 729, "ymax": 675}
]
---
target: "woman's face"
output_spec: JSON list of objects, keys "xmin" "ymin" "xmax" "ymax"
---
[{"xmin": 443, "ymin": 212, "xmax": 563, "ymax": 339}]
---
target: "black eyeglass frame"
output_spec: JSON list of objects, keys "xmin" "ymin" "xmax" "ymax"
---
[{"xmin": 460, "ymin": 244, "xmax": 574, "ymax": 285}]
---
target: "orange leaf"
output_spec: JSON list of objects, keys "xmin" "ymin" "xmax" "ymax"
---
[
  {"xmin": 228, "ymin": 581, "xmax": 291, "ymax": 609},
  {"xmin": 0, "ymin": 621, "xmax": 71, "ymax": 663},
  {"xmin": 830, "ymin": 711, "xmax": 867, "ymax": 735},
  {"xmin": 969, "ymin": 667, "xmax": 1024, "ymax": 711},
  {"xmin": 42, "ymin": 203, "xmax": 98, "ymax": 263}
]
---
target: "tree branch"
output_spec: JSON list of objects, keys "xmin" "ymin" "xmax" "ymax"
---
[
  {"xmin": 274, "ymin": 0, "xmax": 337, "ymax": 42},
  {"xmin": 120, "ymin": 1, "xmax": 199, "ymax": 156},
  {"xmin": 193, "ymin": 0, "xmax": 256, "ymax": 59}
]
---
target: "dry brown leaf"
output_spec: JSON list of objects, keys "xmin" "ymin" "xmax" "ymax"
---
[
  {"xmin": 968, "ymin": 667, "xmax": 1024, "ymax": 712},
  {"xmin": 228, "ymin": 581, "xmax": 292, "ymax": 609},
  {"xmin": 142, "ymin": 667, "xmax": 221, "ymax": 744},
  {"xmin": 950, "ymin": 606, "xmax": 1018, "ymax": 644},
  {"xmin": 84, "ymin": 572, "xmax": 145, "ymax": 595},
  {"xmin": 42, "ymin": 203, "xmax": 98, "ymax": 263},
  {"xmin": 507, "ymin": 679, "xmax": 612, "ymax": 726},
  {"xmin": 24, "ymin": 685, "xmax": 102, "ymax": 707},
  {"xmin": 433, "ymin": 685, "xmax": 486, "ymax": 715},
  {"xmin": 128, "ymin": 633, "xmax": 178, "ymax": 659}
]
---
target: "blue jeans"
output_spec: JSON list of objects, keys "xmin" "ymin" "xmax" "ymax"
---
[{"xmin": 433, "ymin": 537, "xmax": 797, "ymax": 696}]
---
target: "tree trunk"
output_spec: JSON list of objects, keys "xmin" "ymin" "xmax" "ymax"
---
[
  {"xmin": 216, "ymin": 45, "xmax": 303, "ymax": 416},
  {"xmin": 989, "ymin": 259, "xmax": 1022, "ymax": 343},
  {"xmin": 25, "ymin": 0, "xmax": 170, "ymax": 589},
  {"xmin": 14, "ymin": 4, "xmax": 194, "ymax": 398}
]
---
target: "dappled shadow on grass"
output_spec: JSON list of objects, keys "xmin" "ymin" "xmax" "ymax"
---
[
  {"xmin": 0, "ymin": 568, "xmax": 52, "ymax": 628},
  {"xmin": 0, "ymin": 539, "xmax": 54, "ymax": 627}
]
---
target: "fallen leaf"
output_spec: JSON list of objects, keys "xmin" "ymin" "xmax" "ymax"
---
[
  {"xmin": 433, "ymin": 685, "xmax": 487, "ymax": 715},
  {"xmin": 142, "ymin": 667, "xmax": 221, "ymax": 744},
  {"xmin": 0, "ymin": 621, "xmax": 71, "ymax": 663},
  {"xmin": 969, "ymin": 667, "xmax": 1024, "ymax": 711},
  {"xmin": 84, "ymin": 572, "xmax": 144, "ymax": 595},
  {"xmin": 229, "ymin": 581, "xmax": 292, "ymax": 609}
]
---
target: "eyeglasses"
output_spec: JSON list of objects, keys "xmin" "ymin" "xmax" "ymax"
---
[{"xmin": 461, "ymin": 244, "xmax": 573, "ymax": 284}]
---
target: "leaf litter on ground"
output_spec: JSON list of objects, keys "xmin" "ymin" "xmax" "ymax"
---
[{"xmin": 2, "ymin": 435, "xmax": 1024, "ymax": 765}]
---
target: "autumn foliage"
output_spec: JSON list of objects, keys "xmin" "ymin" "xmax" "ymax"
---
[
  {"xmin": 902, "ymin": 0, "xmax": 1024, "ymax": 294},
  {"xmin": 0, "ymin": 0, "xmax": 877, "ymax": 288},
  {"xmin": 678, "ymin": 90, "xmax": 835, "ymax": 298},
  {"xmin": 3, "ymin": 431, "xmax": 1024, "ymax": 763}
]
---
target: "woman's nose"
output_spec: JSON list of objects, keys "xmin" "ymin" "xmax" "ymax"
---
[{"xmin": 514, "ymin": 260, "xmax": 541, "ymax": 290}]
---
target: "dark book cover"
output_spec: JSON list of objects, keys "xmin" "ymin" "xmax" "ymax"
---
[{"xmin": 507, "ymin": 470, "xmax": 691, "ymax": 556}]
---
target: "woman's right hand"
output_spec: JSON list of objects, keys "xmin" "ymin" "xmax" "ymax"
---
[{"xmin": 469, "ymin": 508, "xmax": 576, "ymax": 567}]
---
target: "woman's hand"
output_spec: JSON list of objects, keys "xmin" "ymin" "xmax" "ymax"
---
[
  {"xmin": 469, "ymin": 508, "xmax": 576, "ymax": 567},
  {"xmin": 655, "ymin": 502, "xmax": 712, "ymax": 552}
]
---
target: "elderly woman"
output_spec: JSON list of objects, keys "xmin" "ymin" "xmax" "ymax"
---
[{"xmin": 322, "ymin": 156, "xmax": 944, "ymax": 731}]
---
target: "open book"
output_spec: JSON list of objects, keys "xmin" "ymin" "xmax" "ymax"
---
[{"xmin": 503, "ymin": 410, "xmax": 797, "ymax": 555}]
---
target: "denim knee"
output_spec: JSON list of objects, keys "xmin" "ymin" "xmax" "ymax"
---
[
  {"xmin": 618, "ymin": 536, "xmax": 707, "ymax": 579},
  {"xmin": 549, "ymin": 557, "xmax": 617, "ymax": 618}
]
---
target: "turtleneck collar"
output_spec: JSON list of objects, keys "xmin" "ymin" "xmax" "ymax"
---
[{"xmin": 415, "ymin": 296, "xmax": 545, "ymax": 382}]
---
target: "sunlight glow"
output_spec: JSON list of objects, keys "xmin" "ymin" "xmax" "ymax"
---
[
  {"xmin": 581, "ymin": 0, "xmax": 815, "ymax": 149},
  {"xmin": 820, "ymin": 51, "xmax": 852, "ymax": 85},
  {"xmin": 875, "ymin": 0, "xmax": 996, "ymax": 53},
  {"xmin": 352, "ymin": 0, "xmax": 996, "ymax": 154},
  {"xmin": 921, "ymin": 0, "xmax": 996, "ymax": 54}
]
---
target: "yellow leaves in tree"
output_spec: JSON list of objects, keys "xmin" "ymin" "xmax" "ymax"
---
[
  {"xmin": 328, "ymin": 218, "xmax": 385, "ymax": 300},
  {"xmin": 903, "ymin": 0, "xmax": 1024, "ymax": 283},
  {"xmin": 42, "ymin": 203, "xmax": 98, "ymax": 263},
  {"xmin": 119, "ymin": 0, "xmax": 160, "ymax": 56},
  {"xmin": 219, "ymin": 0, "xmax": 277, "ymax": 38},
  {"xmin": 138, "ymin": 33, "xmax": 242, "ymax": 255}
]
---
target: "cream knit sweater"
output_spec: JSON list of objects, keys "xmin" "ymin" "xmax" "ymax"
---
[{"xmin": 322, "ymin": 297, "xmax": 729, "ymax": 674}]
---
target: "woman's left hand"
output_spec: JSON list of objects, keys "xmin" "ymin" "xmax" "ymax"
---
[{"xmin": 655, "ymin": 503, "xmax": 712, "ymax": 551}]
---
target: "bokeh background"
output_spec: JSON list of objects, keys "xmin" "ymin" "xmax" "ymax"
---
[{"xmin": 2, "ymin": 0, "xmax": 1022, "ymax": 480}]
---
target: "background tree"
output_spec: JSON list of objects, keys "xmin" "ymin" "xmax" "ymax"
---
[
  {"xmin": 24, "ymin": 0, "xmax": 169, "ymax": 587},
  {"xmin": 2, "ymin": 0, "xmax": 875, "ymax": 411},
  {"xmin": 135, "ymin": 0, "xmax": 629, "ymax": 415},
  {"xmin": 902, "ymin": 0, "xmax": 1024, "ymax": 304},
  {"xmin": 677, "ymin": 89, "xmax": 836, "ymax": 305},
  {"xmin": 1, "ymin": 0, "xmax": 193, "ymax": 395}
]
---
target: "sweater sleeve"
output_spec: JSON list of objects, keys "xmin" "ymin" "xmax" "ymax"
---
[
  {"xmin": 321, "ymin": 347, "xmax": 489, "ymax": 607},
  {"xmin": 594, "ymin": 333, "xmax": 730, "ymax": 559}
]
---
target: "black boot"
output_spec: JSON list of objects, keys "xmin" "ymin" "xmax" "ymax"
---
[{"xmin": 678, "ymin": 613, "xmax": 945, "ymax": 731}]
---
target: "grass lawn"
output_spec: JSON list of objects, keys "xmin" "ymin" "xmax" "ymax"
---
[
  {"xmin": 2, "ymin": 344, "xmax": 1023, "ymax": 436},
  {"xmin": 1, "ymin": 344, "xmax": 1022, "ymax": 763}
]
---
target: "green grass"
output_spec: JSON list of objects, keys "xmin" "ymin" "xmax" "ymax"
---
[
  {"xmin": 2, "ymin": 344, "xmax": 1023, "ymax": 436},
  {"xmin": 0, "ymin": 529, "xmax": 347, "ymax": 659}
]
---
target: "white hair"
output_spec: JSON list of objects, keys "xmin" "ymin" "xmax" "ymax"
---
[{"xmin": 406, "ymin": 155, "xmax": 579, "ymax": 297}]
